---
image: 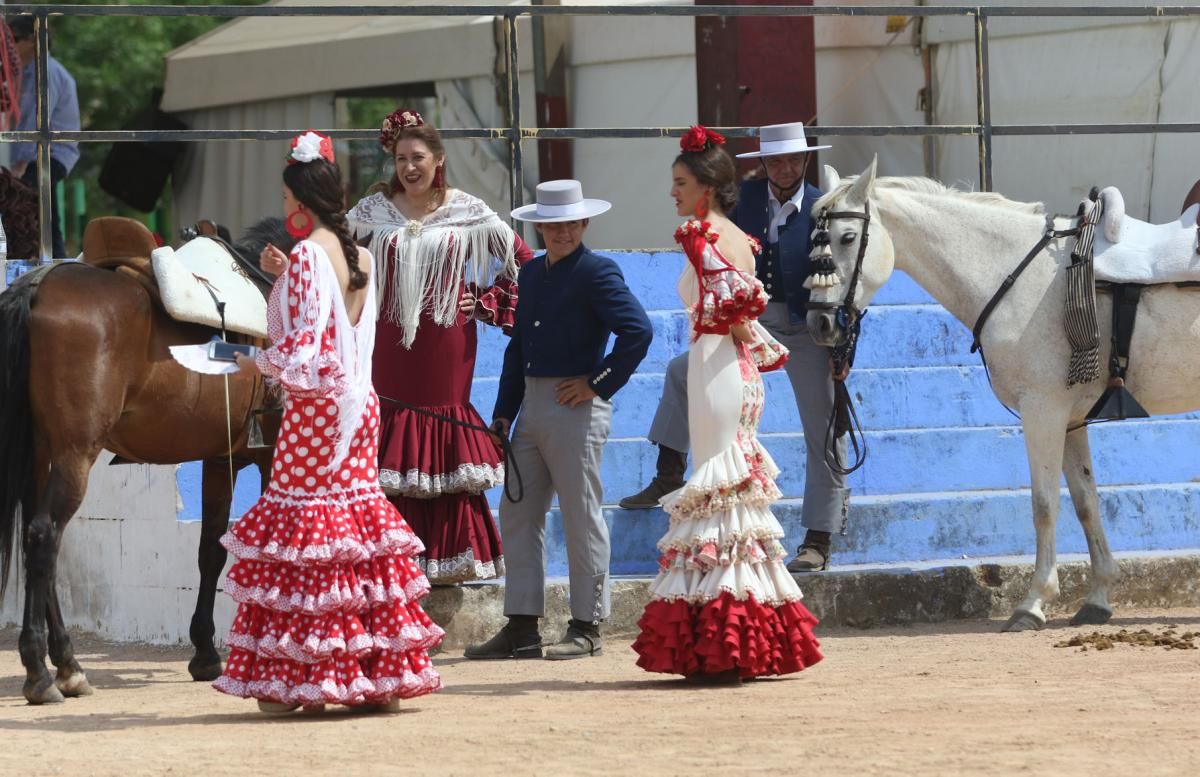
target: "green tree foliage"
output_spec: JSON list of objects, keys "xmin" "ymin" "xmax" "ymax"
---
[{"xmin": 32, "ymin": 0, "xmax": 268, "ymax": 237}]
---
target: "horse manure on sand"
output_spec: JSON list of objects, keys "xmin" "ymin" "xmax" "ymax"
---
[{"xmin": 1054, "ymin": 628, "xmax": 1199, "ymax": 652}]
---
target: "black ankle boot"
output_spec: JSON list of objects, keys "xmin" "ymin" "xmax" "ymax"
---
[
  {"xmin": 618, "ymin": 446, "xmax": 688, "ymax": 510},
  {"xmin": 464, "ymin": 616, "xmax": 542, "ymax": 660}
]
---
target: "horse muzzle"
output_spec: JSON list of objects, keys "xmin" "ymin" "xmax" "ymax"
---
[{"xmin": 806, "ymin": 308, "xmax": 842, "ymax": 346}]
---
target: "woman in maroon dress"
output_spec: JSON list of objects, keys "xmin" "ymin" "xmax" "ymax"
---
[{"xmin": 349, "ymin": 108, "xmax": 533, "ymax": 584}]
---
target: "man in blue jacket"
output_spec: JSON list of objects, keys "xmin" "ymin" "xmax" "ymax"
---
[
  {"xmin": 465, "ymin": 180, "xmax": 652, "ymax": 661},
  {"xmin": 620, "ymin": 122, "xmax": 850, "ymax": 572}
]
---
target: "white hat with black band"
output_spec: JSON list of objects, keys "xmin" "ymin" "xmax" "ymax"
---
[
  {"xmin": 735, "ymin": 121, "xmax": 830, "ymax": 159},
  {"xmin": 511, "ymin": 179, "xmax": 612, "ymax": 223}
]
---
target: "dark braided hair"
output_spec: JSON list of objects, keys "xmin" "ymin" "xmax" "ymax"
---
[{"xmin": 282, "ymin": 158, "xmax": 367, "ymax": 291}]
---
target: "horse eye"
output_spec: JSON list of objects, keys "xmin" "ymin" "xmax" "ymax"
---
[{"xmin": 840, "ymin": 232, "xmax": 858, "ymax": 245}]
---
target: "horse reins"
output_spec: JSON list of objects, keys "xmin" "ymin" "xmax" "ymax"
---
[
  {"xmin": 376, "ymin": 393, "xmax": 524, "ymax": 504},
  {"xmin": 806, "ymin": 203, "xmax": 872, "ymax": 476}
]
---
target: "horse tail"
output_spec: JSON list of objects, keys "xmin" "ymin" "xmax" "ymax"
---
[{"xmin": 0, "ymin": 273, "xmax": 38, "ymax": 596}]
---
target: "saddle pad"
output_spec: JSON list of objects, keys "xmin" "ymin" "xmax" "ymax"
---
[
  {"xmin": 151, "ymin": 237, "xmax": 268, "ymax": 338},
  {"xmin": 1093, "ymin": 203, "xmax": 1200, "ymax": 284}
]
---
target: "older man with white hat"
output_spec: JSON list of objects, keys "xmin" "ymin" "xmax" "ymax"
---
[
  {"xmin": 620, "ymin": 121, "xmax": 850, "ymax": 573},
  {"xmin": 465, "ymin": 180, "xmax": 652, "ymax": 661}
]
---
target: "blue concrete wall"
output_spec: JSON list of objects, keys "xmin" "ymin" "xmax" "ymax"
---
[{"xmin": 175, "ymin": 250, "xmax": 1200, "ymax": 574}]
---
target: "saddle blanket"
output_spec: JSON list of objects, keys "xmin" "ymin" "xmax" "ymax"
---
[
  {"xmin": 1092, "ymin": 187, "xmax": 1200, "ymax": 285},
  {"xmin": 151, "ymin": 237, "xmax": 268, "ymax": 338}
]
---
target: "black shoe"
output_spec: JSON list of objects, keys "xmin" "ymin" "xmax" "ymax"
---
[
  {"xmin": 544, "ymin": 619, "xmax": 603, "ymax": 660},
  {"xmin": 464, "ymin": 620, "xmax": 542, "ymax": 660},
  {"xmin": 618, "ymin": 478, "xmax": 679, "ymax": 510}
]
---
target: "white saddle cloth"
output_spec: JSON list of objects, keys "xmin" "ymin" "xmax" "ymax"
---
[
  {"xmin": 151, "ymin": 237, "xmax": 268, "ymax": 338},
  {"xmin": 1092, "ymin": 192, "xmax": 1200, "ymax": 285}
]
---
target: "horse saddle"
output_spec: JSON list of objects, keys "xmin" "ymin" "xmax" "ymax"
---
[
  {"xmin": 82, "ymin": 216, "xmax": 269, "ymax": 338},
  {"xmin": 1090, "ymin": 187, "xmax": 1200, "ymax": 285}
]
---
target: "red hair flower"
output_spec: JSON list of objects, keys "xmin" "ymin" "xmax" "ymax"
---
[
  {"xmin": 379, "ymin": 107, "xmax": 426, "ymax": 151},
  {"xmin": 289, "ymin": 131, "xmax": 335, "ymax": 165},
  {"xmin": 680, "ymin": 125, "xmax": 726, "ymax": 153}
]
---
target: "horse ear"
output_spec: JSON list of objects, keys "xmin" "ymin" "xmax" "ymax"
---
[
  {"xmin": 847, "ymin": 156, "xmax": 877, "ymax": 203},
  {"xmin": 822, "ymin": 165, "xmax": 841, "ymax": 191}
]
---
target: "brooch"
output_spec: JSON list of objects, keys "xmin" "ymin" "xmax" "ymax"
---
[{"xmin": 406, "ymin": 220, "xmax": 422, "ymax": 238}]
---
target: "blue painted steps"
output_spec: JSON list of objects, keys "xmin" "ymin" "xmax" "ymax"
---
[{"xmin": 181, "ymin": 250, "xmax": 1200, "ymax": 575}]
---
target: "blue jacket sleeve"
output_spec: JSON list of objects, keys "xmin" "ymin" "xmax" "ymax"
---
[
  {"xmin": 586, "ymin": 260, "xmax": 653, "ymax": 400},
  {"xmin": 494, "ymin": 318, "xmax": 525, "ymax": 422}
]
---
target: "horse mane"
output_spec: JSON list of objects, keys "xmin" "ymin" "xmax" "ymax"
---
[
  {"xmin": 817, "ymin": 175, "xmax": 1046, "ymax": 216},
  {"xmin": 233, "ymin": 217, "xmax": 294, "ymax": 271}
]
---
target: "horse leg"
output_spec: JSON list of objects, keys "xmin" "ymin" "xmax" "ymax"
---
[
  {"xmin": 1003, "ymin": 408, "xmax": 1069, "ymax": 633},
  {"xmin": 188, "ymin": 458, "xmax": 234, "ymax": 681},
  {"xmin": 19, "ymin": 455, "xmax": 91, "ymax": 704},
  {"xmin": 1062, "ymin": 427, "xmax": 1118, "ymax": 625},
  {"xmin": 47, "ymin": 573, "xmax": 92, "ymax": 697}
]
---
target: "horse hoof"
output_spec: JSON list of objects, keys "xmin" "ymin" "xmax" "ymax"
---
[
  {"xmin": 1070, "ymin": 603, "xmax": 1113, "ymax": 626},
  {"xmin": 55, "ymin": 671, "xmax": 94, "ymax": 697},
  {"xmin": 188, "ymin": 658, "xmax": 224, "ymax": 682},
  {"xmin": 24, "ymin": 676, "xmax": 66, "ymax": 705},
  {"xmin": 1002, "ymin": 610, "xmax": 1045, "ymax": 632}
]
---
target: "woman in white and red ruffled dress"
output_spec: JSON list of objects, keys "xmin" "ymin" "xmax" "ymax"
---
[
  {"xmin": 633, "ymin": 127, "xmax": 823, "ymax": 681},
  {"xmin": 214, "ymin": 131, "xmax": 442, "ymax": 713},
  {"xmin": 348, "ymin": 108, "xmax": 533, "ymax": 585}
]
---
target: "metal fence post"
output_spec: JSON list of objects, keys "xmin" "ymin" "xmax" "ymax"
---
[
  {"xmin": 35, "ymin": 8, "xmax": 52, "ymax": 258},
  {"xmin": 974, "ymin": 7, "xmax": 993, "ymax": 192},
  {"xmin": 505, "ymin": 13, "xmax": 523, "ymax": 212}
]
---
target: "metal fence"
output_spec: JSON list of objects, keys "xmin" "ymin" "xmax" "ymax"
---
[{"xmin": 2, "ymin": 3, "xmax": 1200, "ymax": 259}]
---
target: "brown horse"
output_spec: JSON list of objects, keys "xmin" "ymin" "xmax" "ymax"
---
[{"xmin": 0, "ymin": 217, "xmax": 292, "ymax": 704}]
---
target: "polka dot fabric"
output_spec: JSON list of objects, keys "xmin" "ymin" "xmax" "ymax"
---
[{"xmin": 214, "ymin": 392, "xmax": 444, "ymax": 706}]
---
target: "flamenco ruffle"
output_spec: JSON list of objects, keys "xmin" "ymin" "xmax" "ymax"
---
[
  {"xmin": 377, "ymin": 402, "xmax": 504, "ymax": 497},
  {"xmin": 224, "ymin": 553, "xmax": 432, "ymax": 615},
  {"xmin": 391, "ymin": 492, "xmax": 505, "ymax": 583},
  {"xmin": 633, "ymin": 593, "xmax": 823, "ymax": 678},
  {"xmin": 657, "ymin": 500, "xmax": 785, "ymax": 553},
  {"xmin": 661, "ymin": 439, "xmax": 781, "ymax": 523},
  {"xmin": 647, "ymin": 548, "xmax": 803, "ymax": 607},
  {"xmin": 214, "ymin": 648, "xmax": 443, "ymax": 705},
  {"xmin": 220, "ymin": 486, "xmax": 424, "ymax": 566},
  {"xmin": 694, "ymin": 272, "xmax": 769, "ymax": 335}
]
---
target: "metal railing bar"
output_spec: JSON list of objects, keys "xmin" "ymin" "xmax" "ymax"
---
[
  {"xmin": 10, "ymin": 123, "xmax": 1200, "ymax": 144},
  {"xmin": 3, "ymin": 5, "xmax": 1200, "ymax": 18}
]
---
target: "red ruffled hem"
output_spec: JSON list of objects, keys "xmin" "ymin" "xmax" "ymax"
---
[
  {"xmin": 377, "ymin": 402, "xmax": 503, "ymax": 488},
  {"xmin": 633, "ymin": 593, "xmax": 823, "ymax": 678},
  {"xmin": 214, "ymin": 648, "xmax": 442, "ymax": 705},
  {"xmin": 392, "ymin": 492, "xmax": 504, "ymax": 583}
]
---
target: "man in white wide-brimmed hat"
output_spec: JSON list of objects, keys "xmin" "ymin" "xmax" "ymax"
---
[
  {"xmin": 465, "ymin": 180, "xmax": 652, "ymax": 661},
  {"xmin": 620, "ymin": 121, "xmax": 851, "ymax": 573}
]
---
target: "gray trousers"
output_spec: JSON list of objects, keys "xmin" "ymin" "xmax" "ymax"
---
[
  {"xmin": 648, "ymin": 302, "xmax": 850, "ymax": 534},
  {"xmin": 500, "ymin": 377, "xmax": 613, "ymax": 623}
]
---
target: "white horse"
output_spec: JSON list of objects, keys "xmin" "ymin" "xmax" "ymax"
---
[{"xmin": 807, "ymin": 159, "xmax": 1200, "ymax": 631}]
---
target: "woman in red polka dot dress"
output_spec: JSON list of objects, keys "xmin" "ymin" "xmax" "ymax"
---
[{"xmin": 213, "ymin": 131, "xmax": 443, "ymax": 713}]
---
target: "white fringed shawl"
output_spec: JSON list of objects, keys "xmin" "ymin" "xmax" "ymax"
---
[{"xmin": 347, "ymin": 190, "xmax": 519, "ymax": 348}]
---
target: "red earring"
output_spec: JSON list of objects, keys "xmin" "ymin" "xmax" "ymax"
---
[
  {"xmin": 696, "ymin": 193, "xmax": 710, "ymax": 220},
  {"xmin": 433, "ymin": 166, "xmax": 445, "ymax": 189},
  {"xmin": 286, "ymin": 208, "xmax": 314, "ymax": 239}
]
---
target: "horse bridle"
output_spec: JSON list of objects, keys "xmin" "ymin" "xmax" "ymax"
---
[
  {"xmin": 806, "ymin": 200, "xmax": 872, "ymax": 355},
  {"xmin": 804, "ymin": 200, "xmax": 872, "ymax": 475}
]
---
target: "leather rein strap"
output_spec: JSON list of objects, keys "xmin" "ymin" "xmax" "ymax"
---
[
  {"xmin": 971, "ymin": 218, "xmax": 1081, "ymax": 354},
  {"xmin": 807, "ymin": 203, "xmax": 872, "ymax": 476}
]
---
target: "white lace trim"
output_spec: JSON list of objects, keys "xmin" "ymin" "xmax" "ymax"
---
[
  {"xmin": 220, "ymin": 527, "xmax": 423, "ymax": 566},
  {"xmin": 647, "ymin": 555, "xmax": 804, "ymax": 608},
  {"xmin": 213, "ymin": 667, "xmax": 442, "ymax": 705},
  {"xmin": 378, "ymin": 462, "xmax": 504, "ymax": 497},
  {"xmin": 226, "ymin": 623, "xmax": 443, "ymax": 664},
  {"xmin": 224, "ymin": 573, "xmax": 430, "ymax": 616},
  {"xmin": 419, "ymin": 548, "xmax": 505, "ymax": 584}
]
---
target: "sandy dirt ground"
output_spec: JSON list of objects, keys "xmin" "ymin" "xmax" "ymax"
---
[{"xmin": 1, "ymin": 609, "xmax": 1199, "ymax": 777}]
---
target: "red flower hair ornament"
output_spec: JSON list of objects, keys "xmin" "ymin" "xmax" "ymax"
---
[
  {"xmin": 288, "ymin": 130, "xmax": 335, "ymax": 165},
  {"xmin": 680, "ymin": 125, "xmax": 726, "ymax": 153},
  {"xmin": 379, "ymin": 108, "xmax": 426, "ymax": 151}
]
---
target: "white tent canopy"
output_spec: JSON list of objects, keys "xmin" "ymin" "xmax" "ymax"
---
[{"xmin": 163, "ymin": 0, "xmax": 1200, "ymax": 246}]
